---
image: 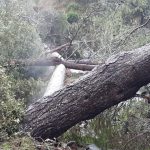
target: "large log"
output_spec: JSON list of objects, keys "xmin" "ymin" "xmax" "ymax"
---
[
  {"xmin": 68, "ymin": 59, "xmax": 99, "ymax": 65},
  {"xmin": 23, "ymin": 44, "xmax": 150, "ymax": 139},
  {"xmin": 7, "ymin": 57, "xmax": 96, "ymax": 71},
  {"xmin": 43, "ymin": 64, "xmax": 66, "ymax": 97},
  {"xmin": 44, "ymin": 52, "xmax": 66, "ymax": 97}
]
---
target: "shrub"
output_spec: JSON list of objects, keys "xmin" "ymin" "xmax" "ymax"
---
[
  {"xmin": 67, "ymin": 2, "xmax": 80, "ymax": 12},
  {"xmin": 67, "ymin": 12, "xmax": 79, "ymax": 24},
  {"xmin": 0, "ymin": 0, "xmax": 43, "ymax": 63},
  {"xmin": 0, "ymin": 69, "xmax": 24, "ymax": 140}
]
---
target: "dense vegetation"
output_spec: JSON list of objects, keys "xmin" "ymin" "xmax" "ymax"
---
[
  {"xmin": 1, "ymin": 0, "xmax": 150, "ymax": 149},
  {"xmin": 0, "ymin": 0, "xmax": 45, "ymax": 141}
]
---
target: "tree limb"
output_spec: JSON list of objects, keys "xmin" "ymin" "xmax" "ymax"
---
[
  {"xmin": 117, "ymin": 17, "xmax": 150, "ymax": 47},
  {"xmin": 45, "ymin": 43, "xmax": 70, "ymax": 54},
  {"xmin": 5, "ymin": 57, "xmax": 97, "ymax": 71}
]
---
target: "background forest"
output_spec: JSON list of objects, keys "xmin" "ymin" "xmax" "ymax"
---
[{"xmin": 1, "ymin": 0, "xmax": 150, "ymax": 149}]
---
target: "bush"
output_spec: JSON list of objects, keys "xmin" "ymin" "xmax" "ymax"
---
[
  {"xmin": 67, "ymin": 12, "xmax": 79, "ymax": 24},
  {"xmin": 0, "ymin": 69, "xmax": 24, "ymax": 140},
  {"xmin": 67, "ymin": 3, "xmax": 80, "ymax": 12},
  {"xmin": 121, "ymin": 0, "xmax": 150, "ymax": 25},
  {"xmin": 0, "ymin": 0, "xmax": 45, "ymax": 140},
  {"xmin": 0, "ymin": 0, "xmax": 43, "ymax": 63}
]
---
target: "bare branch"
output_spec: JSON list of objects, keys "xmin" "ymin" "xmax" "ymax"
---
[{"xmin": 117, "ymin": 17, "xmax": 150, "ymax": 47}]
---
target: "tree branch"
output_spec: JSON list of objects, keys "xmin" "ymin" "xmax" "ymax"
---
[
  {"xmin": 45, "ymin": 43, "xmax": 70, "ymax": 54},
  {"xmin": 4, "ymin": 57, "xmax": 97, "ymax": 71},
  {"xmin": 117, "ymin": 17, "xmax": 150, "ymax": 47}
]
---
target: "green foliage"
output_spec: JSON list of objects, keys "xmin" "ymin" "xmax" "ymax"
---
[
  {"xmin": 67, "ymin": 3, "xmax": 80, "ymax": 12},
  {"xmin": 0, "ymin": 70, "xmax": 24, "ymax": 139},
  {"xmin": 62, "ymin": 99, "xmax": 150, "ymax": 149},
  {"xmin": 38, "ymin": 10, "xmax": 68, "ymax": 45},
  {"xmin": 1, "ymin": 0, "xmax": 150, "ymax": 149},
  {"xmin": 62, "ymin": 118, "xmax": 116, "ymax": 149},
  {"xmin": 66, "ymin": 2, "xmax": 80, "ymax": 24},
  {"xmin": 67, "ymin": 11, "xmax": 79, "ymax": 24},
  {"xmin": 11, "ymin": 76, "xmax": 45, "ymax": 104},
  {"xmin": 0, "ymin": 136, "xmax": 36, "ymax": 150},
  {"xmin": 0, "ymin": 0, "xmax": 45, "ymax": 140},
  {"xmin": 0, "ymin": 66, "xmax": 45, "ymax": 140},
  {"xmin": 121, "ymin": 0, "xmax": 150, "ymax": 25},
  {"xmin": 66, "ymin": 0, "xmax": 150, "ymax": 60},
  {"xmin": 0, "ymin": 0, "xmax": 43, "ymax": 63}
]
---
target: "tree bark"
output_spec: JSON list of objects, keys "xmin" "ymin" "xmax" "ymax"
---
[
  {"xmin": 7, "ymin": 57, "xmax": 96, "ymax": 71},
  {"xmin": 68, "ymin": 59, "xmax": 99, "ymax": 65},
  {"xmin": 23, "ymin": 44, "xmax": 150, "ymax": 140}
]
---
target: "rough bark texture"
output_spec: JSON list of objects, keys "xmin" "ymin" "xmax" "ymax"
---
[{"xmin": 23, "ymin": 44, "xmax": 150, "ymax": 139}]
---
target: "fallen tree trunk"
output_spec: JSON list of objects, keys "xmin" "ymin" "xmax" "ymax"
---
[
  {"xmin": 8, "ymin": 57, "xmax": 96, "ymax": 71},
  {"xmin": 44, "ymin": 52, "xmax": 66, "ymax": 97},
  {"xmin": 68, "ymin": 59, "xmax": 99, "ymax": 65},
  {"xmin": 62, "ymin": 60, "xmax": 96, "ymax": 71},
  {"xmin": 23, "ymin": 44, "xmax": 150, "ymax": 139},
  {"xmin": 43, "ymin": 64, "xmax": 66, "ymax": 97}
]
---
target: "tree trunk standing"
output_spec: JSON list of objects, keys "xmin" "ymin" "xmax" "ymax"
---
[{"xmin": 23, "ymin": 45, "xmax": 150, "ymax": 139}]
